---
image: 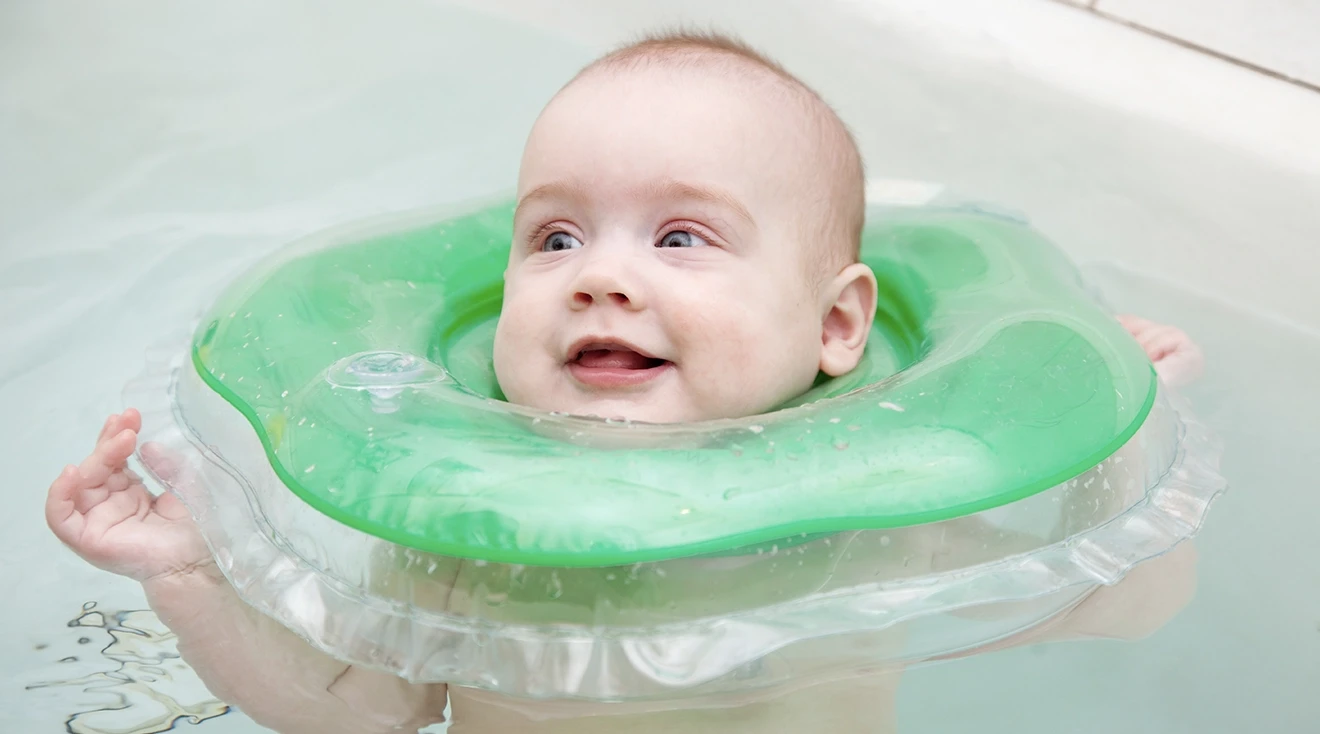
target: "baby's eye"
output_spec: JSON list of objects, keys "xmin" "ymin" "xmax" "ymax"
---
[
  {"xmin": 542, "ymin": 231, "xmax": 583, "ymax": 252},
  {"xmin": 656, "ymin": 230, "xmax": 709, "ymax": 248}
]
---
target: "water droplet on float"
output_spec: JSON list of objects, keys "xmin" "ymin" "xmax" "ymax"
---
[
  {"xmin": 880, "ymin": 535, "xmax": 891, "ymax": 547},
  {"xmin": 747, "ymin": 425, "xmax": 764, "ymax": 434},
  {"xmin": 828, "ymin": 417, "xmax": 841, "ymax": 424},
  {"xmin": 833, "ymin": 440, "xmax": 850, "ymax": 451}
]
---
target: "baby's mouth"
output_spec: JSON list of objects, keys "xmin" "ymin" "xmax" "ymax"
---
[
  {"xmin": 573, "ymin": 348, "xmax": 669, "ymax": 371},
  {"xmin": 566, "ymin": 341, "xmax": 672, "ymax": 388}
]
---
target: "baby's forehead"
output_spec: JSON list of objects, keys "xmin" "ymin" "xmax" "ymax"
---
[{"xmin": 538, "ymin": 61, "xmax": 830, "ymax": 175}]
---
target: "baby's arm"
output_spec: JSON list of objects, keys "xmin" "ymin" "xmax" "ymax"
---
[
  {"xmin": 46, "ymin": 410, "xmax": 448, "ymax": 734},
  {"xmin": 937, "ymin": 540, "xmax": 1197, "ymax": 661},
  {"xmin": 145, "ymin": 556, "xmax": 448, "ymax": 734},
  {"xmin": 447, "ymin": 670, "xmax": 900, "ymax": 734}
]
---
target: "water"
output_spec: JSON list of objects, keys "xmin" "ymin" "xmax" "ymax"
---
[
  {"xmin": 3, "ymin": 0, "xmax": 1317, "ymax": 732},
  {"xmin": 24, "ymin": 604, "xmax": 230, "ymax": 733}
]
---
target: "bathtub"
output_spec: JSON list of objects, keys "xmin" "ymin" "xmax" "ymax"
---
[{"xmin": 2, "ymin": 0, "xmax": 1316, "ymax": 731}]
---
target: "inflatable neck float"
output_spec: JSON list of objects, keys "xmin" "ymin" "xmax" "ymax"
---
[{"xmin": 131, "ymin": 186, "xmax": 1225, "ymax": 700}]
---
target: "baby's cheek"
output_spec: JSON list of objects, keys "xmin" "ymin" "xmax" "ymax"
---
[
  {"xmin": 497, "ymin": 294, "xmax": 544, "ymax": 344},
  {"xmin": 673, "ymin": 308, "xmax": 754, "ymax": 367},
  {"xmin": 493, "ymin": 300, "xmax": 543, "ymax": 391},
  {"xmin": 689, "ymin": 313, "xmax": 796, "ymax": 408}
]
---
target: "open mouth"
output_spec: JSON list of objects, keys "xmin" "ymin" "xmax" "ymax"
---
[
  {"xmin": 566, "ymin": 341, "xmax": 672, "ymax": 387},
  {"xmin": 573, "ymin": 348, "xmax": 669, "ymax": 371}
]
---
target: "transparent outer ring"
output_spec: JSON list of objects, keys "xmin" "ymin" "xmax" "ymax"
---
[{"xmin": 126, "ymin": 332, "xmax": 1226, "ymax": 702}]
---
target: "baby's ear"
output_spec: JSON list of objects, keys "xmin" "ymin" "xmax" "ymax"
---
[{"xmin": 819, "ymin": 263, "xmax": 878, "ymax": 376}]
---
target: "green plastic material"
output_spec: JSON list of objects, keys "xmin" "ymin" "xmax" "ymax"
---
[{"xmin": 191, "ymin": 202, "xmax": 1156, "ymax": 567}]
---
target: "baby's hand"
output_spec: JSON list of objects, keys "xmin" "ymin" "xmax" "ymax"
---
[
  {"xmin": 46, "ymin": 409, "xmax": 213, "ymax": 583},
  {"xmin": 1118, "ymin": 315, "xmax": 1204, "ymax": 387}
]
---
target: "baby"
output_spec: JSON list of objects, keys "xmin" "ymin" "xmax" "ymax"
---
[
  {"xmin": 494, "ymin": 33, "xmax": 876, "ymax": 423},
  {"xmin": 46, "ymin": 32, "xmax": 1204, "ymax": 734}
]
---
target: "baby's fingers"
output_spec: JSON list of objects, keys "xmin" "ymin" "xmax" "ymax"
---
[
  {"xmin": 45, "ymin": 465, "xmax": 86, "ymax": 542},
  {"xmin": 95, "ymin": 409, "xmax": 142, "ymax": 448},
  {"xmin": 1154, "ymin": 339, "xmax": 1205, "ymax": 388},
  {"xmin": 95, "ymin": 415, "xmax": 119, "ymax": 446},
  {"xmin": 79, "ymin": 429, "xmax": 138, "ymax": 486}
]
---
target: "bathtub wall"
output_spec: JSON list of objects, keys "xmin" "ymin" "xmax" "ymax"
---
[{"xmin": 1072, "ymin": 0, "xmax": 1320, "ymax": 88}]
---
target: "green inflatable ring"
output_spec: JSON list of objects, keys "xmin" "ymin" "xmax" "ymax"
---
[{"xmin": 191, "ymin": 200, "xmax": 1155, "ymax": 567}]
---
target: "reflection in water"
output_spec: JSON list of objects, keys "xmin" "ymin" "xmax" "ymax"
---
[{"xmin": 26, "ymin": 602, "xmax": 230, "ymax": 734}]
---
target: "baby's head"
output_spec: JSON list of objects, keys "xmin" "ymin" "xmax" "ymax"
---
[{"xmin": 494, "ymin": 32, "xmax": 877, "ymax": 423}]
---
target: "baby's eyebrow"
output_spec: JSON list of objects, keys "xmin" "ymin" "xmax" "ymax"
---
[
  {"xmin": 645, "ymin": 179, "xmax": 756, "ymax": 232},
  {"xmin": 516, "ymin": 180, "xmax": 593, "ymax": 218},
  {"xmin": 515, "ymin": 179, "xmax": 756, "ymax": 232}
]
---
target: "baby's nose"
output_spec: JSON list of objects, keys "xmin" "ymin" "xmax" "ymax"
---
[
  {"xmin": 573, "ymin": 287, "xmax": 631, "ymax": 309},
  {"xmin": 570, "ymin": 265, "xmax": 644, "ymax": 312}
]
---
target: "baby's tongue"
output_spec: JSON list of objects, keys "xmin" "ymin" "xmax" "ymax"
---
[{"xmin": 577, "ymin": 349, "xmax": 652, "ymax": 370}]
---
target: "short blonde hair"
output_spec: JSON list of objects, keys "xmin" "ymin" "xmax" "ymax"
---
[{"xmin": 573, "ymin": 30, "xmax": 866, "ymax": 274}]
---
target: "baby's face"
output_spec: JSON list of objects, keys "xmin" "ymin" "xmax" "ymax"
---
[{"xmin": 494, "ymin": 67, "xmax": 836, "ymax": 423}]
